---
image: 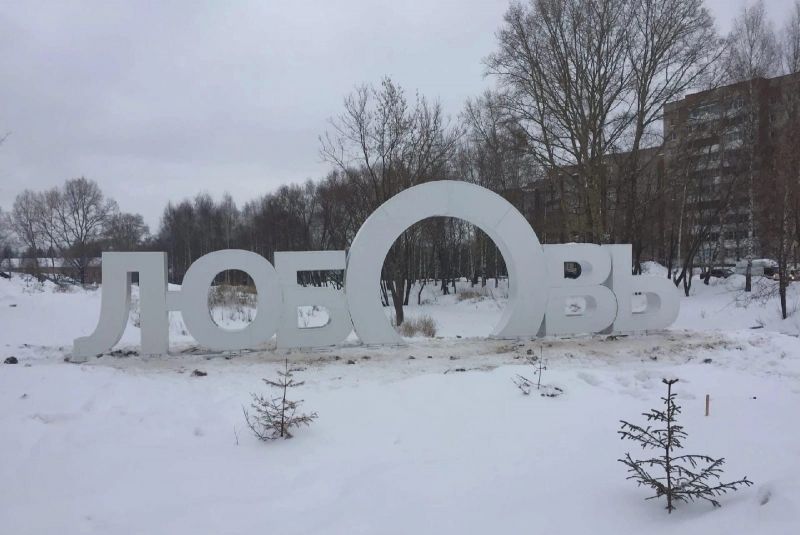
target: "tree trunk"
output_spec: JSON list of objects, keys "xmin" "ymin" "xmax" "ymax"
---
[
  {"xmin": 390, "ymin": 278, "xmax": 405, "ymax": 326},
  {"xmin": 780, "ymin": 278, "xmax": 788, "ymax": 320},
  {"xmin": 745, "ymin": 260, "xmax": 752, "ymax": 293}
]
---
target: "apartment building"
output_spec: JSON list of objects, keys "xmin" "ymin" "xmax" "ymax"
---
[
  {"xmin": 512, "ymin": 71, "xmax": 800, "ymax": 268},
  {"xmin": 663, "ymin": 71, "xmax": 800, "ymax": 266}
]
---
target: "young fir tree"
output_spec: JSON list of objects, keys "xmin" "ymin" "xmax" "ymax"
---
[
  {"xmin": 243, "ymin": 359, "xmax": 317, "ymax": 441},
  {"xmin": 512, "ymin": 354, "xmax": 546, "ymax": 395},
  {"xmin": 512, "ymin": 346, "xmax": 563, "ymax": 397},
  {"xmin": 618, "ymin": 378, "xmax": 752, "ymax": 512}
]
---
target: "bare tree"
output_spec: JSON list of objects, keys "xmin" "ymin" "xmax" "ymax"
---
[
  {"xmin": 320, "ymin": 77, "xmax": 460, "ymax": 325},
  {"xmin": 760, "ymin": 89, "xmax": 800, "ymax": 318},
  {"xmin": 723, "ymin": 1, "xmax": 780, "ymax": 291},
  {"xmin": 783, "ymin": 1, "xmax": 800, "ymax": 74},
  {"xmin": 10, "ymin": 190, "xmax": 42, "ymax": 275},
  {"xmin": 50, "ymin": 178, "xmax": 118, "ymax": 284},
  {"xmin": 487, "ymin": 0, "xmax": 633, "ymax": 243},
  {"xmin": 0, "ymin": 207, "xmax": 13, "ymax": 276},
  {"xmin": 618, "ymin": 0, "xmax": 723, "ymax": 264},
  {"xmin": 724, "ymin": 0, "xmax": 781, "ymax": 82},
  {"xmin": 460, "ymin": 90, "xmax": 535, "ymax": 197},
  {"xmin": 105, "ymin": 212, "xmax": 149, "ymax": 251},
  {"xmin": 664, "ymin": 90, "xmax": 744, "ymax": 296}
]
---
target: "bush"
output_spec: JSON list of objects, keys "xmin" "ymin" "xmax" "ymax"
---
[
  {"xmin": 208, "ymin": 283, "xmax": 257, "ymax": 324},
  {"xmin": 396, "ymin": 314, "xmax": 438, "ymax": 337},
  {"xmin": 456, "ymin": 288, "xmax": 485, "ymax": 302}
]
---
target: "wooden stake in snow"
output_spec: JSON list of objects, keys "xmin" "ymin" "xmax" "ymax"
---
[{"xmin": 705, "ymin": 394, "xmax": 710, "ymax": 417}]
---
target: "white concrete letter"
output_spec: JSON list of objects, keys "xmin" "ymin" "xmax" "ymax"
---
[
  {"xmin": 543, "ymin": 244, "xmax": 617, "ymax": 335},
  {"xmin": 275, "ymin": 251, "xmax": 352, "ymax": 348},
  {"xmin": 73, "ymin": 252, "xmax": 169, "ymax": 360},
  {"xmin": 346, "ymin": 181, "xmax": 548, "ymax": 344},
  {"xmin": 178, "ymin": 250, "xmax": 283, "ymax": 351},
  {"xmin": 603, "ymin": 245, "xmax": 680, "ymax": 332}
]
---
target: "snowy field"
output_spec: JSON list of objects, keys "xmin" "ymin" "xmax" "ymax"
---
[{"xmin": 1, "ymin": 270, "xmax": 800, "ymax": 534}]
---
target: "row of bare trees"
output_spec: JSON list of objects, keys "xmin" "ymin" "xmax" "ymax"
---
[
  {"xmin": 662, "ymin": 0, "xmax": 800, "ymax": 309},
  {"xmin": 487, "ymin": 0, "xmax": 721, "ymax": 247},
  {"xmin": 4, "ymin": 0, "xmax": 800, "ymax": 322},
  {"xmin": 5, "ymin": 177, "xmax": 148, "ymax": 283}
]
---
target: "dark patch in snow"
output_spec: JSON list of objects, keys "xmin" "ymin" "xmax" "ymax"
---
[
  {"xmin": 109, "ymin": 349, "xmax": 138, "ymax": 357},
  {"xmin": 540, "ymin": 385, "xmax": 564, "ymax": 398}
]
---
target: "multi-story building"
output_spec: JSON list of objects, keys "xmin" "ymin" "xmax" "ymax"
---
[
  {"xmin": 511, "ymin": 71, "xmax": 800, "ymax": 268},
  {"xmin": 663, "ymin": 71, "xmax": 800, "ymax": 266},
  {"xmin": 516, "ymin": 146, "xmax": 663, "ymax": 247}
]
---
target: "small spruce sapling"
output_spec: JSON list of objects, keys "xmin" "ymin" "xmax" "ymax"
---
[
  {"xmin": 243, "ymin": 359, "xmax": 317, "ymax": 441},
  {"xmin": 512, "ymin": 346, "xmax": 563, "ymax": 397},
  {"xmin": 618, "ymin": 378, "xmax": 752, "ymax": 512}
]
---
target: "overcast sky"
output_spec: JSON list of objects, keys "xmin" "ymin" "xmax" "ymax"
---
[{"xmin": 0, "ymin": 0, "xmax": 795, "ymax": 230}]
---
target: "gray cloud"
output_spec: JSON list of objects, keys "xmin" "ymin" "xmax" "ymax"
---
[{"xmin": 0, "ymin": 0, "xmax": 793, "ymax": 229}]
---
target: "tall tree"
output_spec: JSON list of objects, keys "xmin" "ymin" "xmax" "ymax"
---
[
  {"xmin": 105, "ymin": 213, "xmax": 150, "ymax": 251},
  {"xmin": 487, "ymin": 0, "xmax": 723, "ymax": 253},
  {"xmin": 0, "ymin": 207, "xmax": 13, "ymax": 276},
  {"xmin": 724, "ymin": 0, "xmax": 780, "ymax": 291},
  {"xmin": 320, "ymin": 77, "xmax": 460, "ymax": 325},
  {"xmin": 618, "ymin": 0, "xmax": 722, "ymax": 267},
  {"xmin": 52, "ymin": 177, "xmax": 118, "ymax": 284},
  {"xmin": 10, "ymin": 190, "xmax": 42, "ymax": 273},
  {"xmin": 761, "ymin": 89, "xmax": 800, "ymax": 318},
  {"xmin": 487, "ymin": 0, "xmax": 633, "ymax": 242},
  {"xmin": 783, "ymin": 0, "xmax": 800, "ymax": 74},
  {"xmin": 724, "ymin": 0, "xmax": 781, "ymax": 82}
]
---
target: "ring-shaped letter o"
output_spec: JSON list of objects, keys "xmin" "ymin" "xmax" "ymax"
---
[
  {"xmin": 180, "ymin": 250, "xmax": 283, "ymax": 351},
  {"xmin": 345, "ymin": 181, "xmax": 548, "ymax": 344}
]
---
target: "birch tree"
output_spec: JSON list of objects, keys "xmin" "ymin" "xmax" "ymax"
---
[{"xmin": 724, "ymin": 0, "xmax": 781, "ymax": 291}]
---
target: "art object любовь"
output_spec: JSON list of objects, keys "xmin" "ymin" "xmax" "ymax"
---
[{"xmin": 72, "ymin": 181, "xmax": 679, "ymax": 360}]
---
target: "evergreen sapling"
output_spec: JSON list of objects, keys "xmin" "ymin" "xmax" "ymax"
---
[
  {"xmin": 512, "ymin": 345, "xmax": 563, "ymax": 397},
  {"xmin": 243, "ymin": 359, "xmax": 318, "ymax": 441},
  {"xmin": 618, "ymin": 378, "xmax": 752, "ymax": 512}
]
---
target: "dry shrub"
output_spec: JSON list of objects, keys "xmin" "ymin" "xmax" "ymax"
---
[
  {"xmin": 396, "ymin": 314, "xmax": 438, "ymax": 337},
  {"xmin": 456, "ymin": 288, "xmax": 485, "ymax": 302},
  {"xmin": 53, "ymin": 282, "xmax": 73, "ymax": 293},
  {"xmin": 207, "ymin": 284, "xmax": 257, "ymax": 324}
]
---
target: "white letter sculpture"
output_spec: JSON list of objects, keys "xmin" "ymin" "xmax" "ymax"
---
[
  {"xmin": 72, "ymin": 181, "xmax": 679, "ymax": 360},
  {"xmin": 346, "ymin": 181, "xmax": 548, "ymax": 344}
]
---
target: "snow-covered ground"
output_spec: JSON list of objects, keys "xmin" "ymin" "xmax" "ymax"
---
[{"xmin": 1, "ymin": 271, "xmax": 800, "ymax": 534}]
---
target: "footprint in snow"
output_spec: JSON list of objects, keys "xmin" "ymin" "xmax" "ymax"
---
[
  {"xmin": 577, "ymin": 371, "xmax": 601, "ymax": 386},
  {"xmin": 30, "ymin": 413, "xmax": 80, "ymax": 424}
]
